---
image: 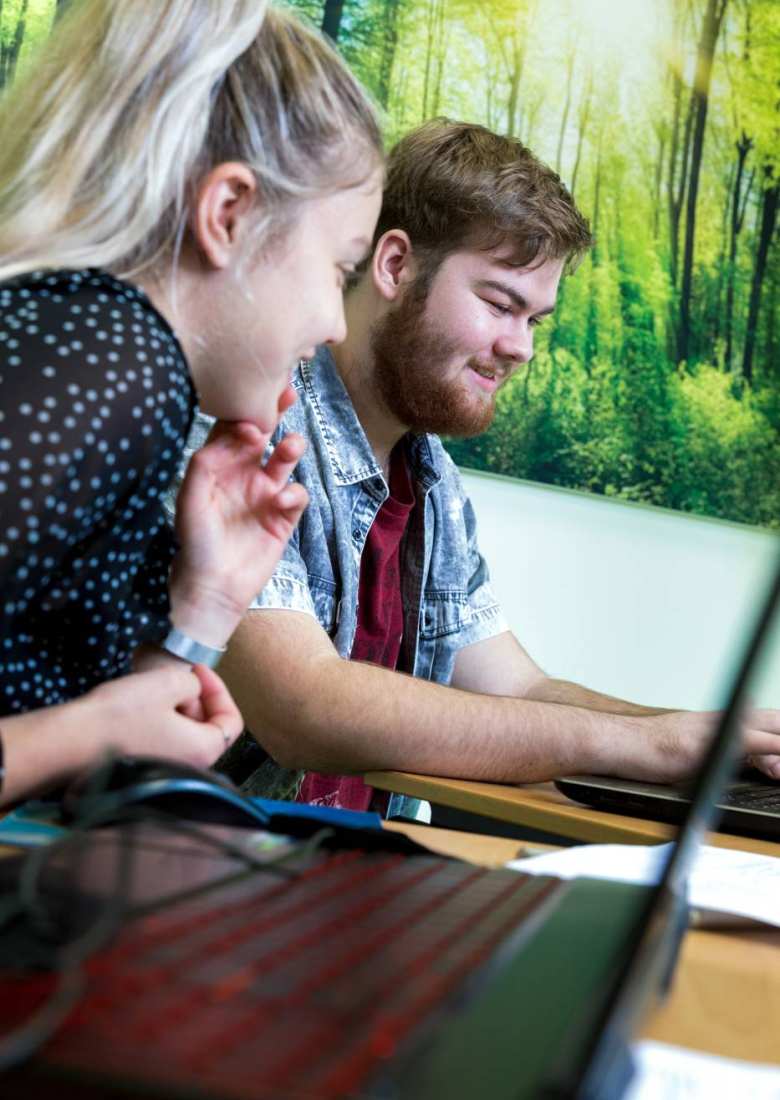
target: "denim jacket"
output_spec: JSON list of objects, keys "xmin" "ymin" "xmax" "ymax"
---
[{"xmin": 181, "ymin": 347, "xmax": 507, "ymax": 818}]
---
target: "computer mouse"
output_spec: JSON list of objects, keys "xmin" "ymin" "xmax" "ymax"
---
[{"xmin": 60, "ymin": 754, "xmax": 271, "ymax": 829}]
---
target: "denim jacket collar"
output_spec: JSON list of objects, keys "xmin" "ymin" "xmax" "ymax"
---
[{"xmin": 299, "ymin": 347, "xmax": 442, "ymax": 493}]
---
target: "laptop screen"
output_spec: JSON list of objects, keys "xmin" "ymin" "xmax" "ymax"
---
[{"xmin": 553, "ymin": 548, "xmax": 780, "ymax": 1099}]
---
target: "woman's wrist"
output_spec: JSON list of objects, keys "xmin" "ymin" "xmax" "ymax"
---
[
  {"xmin": 159, "ymin": 626, "xmax": 226, "ymax": 669},
  {"xmin": 167, "ymin": 575, "xmax": 244, "ymax": 650}
]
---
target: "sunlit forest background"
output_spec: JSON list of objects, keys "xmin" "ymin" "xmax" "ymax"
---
[{"xmin": 4, "ymin": 0, "xmax": 778, "ymax": 526}]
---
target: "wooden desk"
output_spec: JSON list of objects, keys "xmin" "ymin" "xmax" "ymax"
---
[
  {"xmin": 388, "ymin": 820, "xmax": 780, "ymax": 1066},
  {"xmin": 367, "ymin": 772, "xmax": 780, "ymax": 858}
]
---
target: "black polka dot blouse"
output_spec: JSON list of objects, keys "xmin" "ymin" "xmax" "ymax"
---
[{"xmin": 0, "ymin": 269, "xmax": 196, "ymax": 714}]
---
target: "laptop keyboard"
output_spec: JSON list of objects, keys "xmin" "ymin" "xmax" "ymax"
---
[
  {"xmin": 8, "ymin": 847, "xmax": 562, "ymax": 1099},
  {"xmin": 721, "ymin": 783, "xmax": 780, "ymax": 812}
]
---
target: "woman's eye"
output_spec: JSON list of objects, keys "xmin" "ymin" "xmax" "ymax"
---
[{"xmin": 338, "ymin": 264, "xmax": 356, "ymax": 289}]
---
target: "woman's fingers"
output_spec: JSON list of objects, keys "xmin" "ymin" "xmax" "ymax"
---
[
  {"xmin": 138, "ymin": 662, "xmax": 202, "ymax": 706},
  {"xmin": 262, "ymin": 432, "xmax": 306, "ymax": 489},
  {"xmin": 198, "ymin": 419, "xmax": 306, "ymax": 497},
  {"xmin": 192, "ymin": 664, "xmax": 243, "ymax": 742},
  {"xmin": 198, "ymin": 420, "xmax": 267, "ymax": 471},
  {"xmin": 274, "ymin": 481, "xmax": 309, "ymax": 518},
  {"xmin": 277, "ymin": 382, "xmax": 298, "ymax": 417}
]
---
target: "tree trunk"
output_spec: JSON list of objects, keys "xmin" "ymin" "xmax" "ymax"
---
[
  {"xmin": 742, "ymin": 173, "xmax": 779, "ymax": 383},
  {"xmin": 521, "ymin": 89, "xmax": 544, "ymax": 149},
  {"xmin": 711, "ymin": 162, "xmax": 733, "ymax": 350},
  {"xmin": 421, "ymin": 0, "xmax": 436, "ymax": 117},
  {"xmin": 672, "ymin": 95, "xmax": 694, "ymax": 288},
  {"xmin": 666, "ymin": 45, "xmax": 683, "ymax": 282},
  {"xmin": 592, "ymin": 127, "xmax": 605, "ymax": 265},
  {"xmin": 569, "ymin": 71, "xmax": 593, "ymax": 197},
  {"xmin": 321, "ymin": 0, "xmax": 345, "ymax": 43},
  {"xmin": 504, "ymin": 2, "xmax": 536, "ymax": 140},
  {"xmin": 4, "ymin": 0, "xmax": 29, "ymax": 88},
  {"xmin": 653, "ymin": 125, "xmax": 666, "ymax": 241},
  {"xmin": 724, "ymin": 134, "xmax": 752, "ymax": 369},
  {"xmin": 677, "ymin": 0, "xmax": 729, "ymax": 364},
  {"xmin": 555, "ymin": 50, "xmax": 575, "ymax": 176},
  {"xmin": 506, "ymin": 34, "xmax": 524, "ymax": 139},
  {"xmin": 431, "ymin": 0, "xmax": 447, "ymax": 115},
  {"xmin": 664, "ymin": 2, "xmax": 695, "ymax": 294},
  {"xmin": 376, "ymin": 0, "xmax": 400, "ymax": 109},
  {"xmin": 0, "ymin": 0, "xmax": 5, "ymax": 90},
  {"xmin": 763, "ymin": 265, "xmax": 778, "ymax": 373}
]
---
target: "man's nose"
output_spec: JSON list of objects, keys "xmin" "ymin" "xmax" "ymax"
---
[{"xmin": 493, "ymin": 325, "xmax": 533, "ymax": 365}]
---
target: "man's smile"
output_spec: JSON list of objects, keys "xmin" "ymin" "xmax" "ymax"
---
[{"xmin": 465, "ymin": 361, "xmax": 507, "ymax": 394}]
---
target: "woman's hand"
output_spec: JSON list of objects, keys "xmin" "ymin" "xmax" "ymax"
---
[
  {"xmin": 170, "ymin": 386, "xmax": 308, "ymax": 647},
  {"xmin": 0, "ymin": 664, "xmax": 244, "ymax": 808},
  {"xmin": 88, "ymin": 663, "xmax": 243, "ymax": 767}
]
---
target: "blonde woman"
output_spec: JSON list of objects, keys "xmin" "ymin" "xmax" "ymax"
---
[{"xmin": 0, "ymin": 0, "xmax": 383, "ymax": 805}]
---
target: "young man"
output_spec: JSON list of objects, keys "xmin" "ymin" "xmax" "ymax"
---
[{"xmin": 188, "ymin": 119, "xmax": 780, "ymax": 815}]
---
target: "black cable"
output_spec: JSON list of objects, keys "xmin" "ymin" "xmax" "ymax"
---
[{"xmin": 0, "ymin": 758, "xmax": 338, "ymax": 1074}]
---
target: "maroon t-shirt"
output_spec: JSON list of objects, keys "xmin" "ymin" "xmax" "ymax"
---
[{"xmin": 297, "ymin": 444, "xmax": 415, "ymax": 812}]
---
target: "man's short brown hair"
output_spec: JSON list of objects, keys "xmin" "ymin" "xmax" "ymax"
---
[{"xmin": 374, "ymin": 118, "xmax": 593, "ymax": 278}]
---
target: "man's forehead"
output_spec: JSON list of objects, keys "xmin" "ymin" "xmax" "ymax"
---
[{"xmin": 445, "ymin": 243, "xmax": 564, "ymax": 282}]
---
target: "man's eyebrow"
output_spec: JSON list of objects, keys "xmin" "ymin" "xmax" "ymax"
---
[{"xmin": 476, "ymin": 279, "xmax": 556, "ymax": 316}]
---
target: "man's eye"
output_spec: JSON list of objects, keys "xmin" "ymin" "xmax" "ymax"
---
[
  {"xmin": 485, "ymin": 299, "xmax": 511, "ymax": 315},
  {"xmin": 529, "ymin": 316, "xmax": 545, "ymax": 328}
]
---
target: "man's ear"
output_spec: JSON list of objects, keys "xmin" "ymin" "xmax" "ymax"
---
[
  {"xmin": 192, "ymin": 162, "xmax": 257, "ymax": 270},
  {"xmin": 371, "ymin": 229, "xmax": 417, "ymax": 302}
]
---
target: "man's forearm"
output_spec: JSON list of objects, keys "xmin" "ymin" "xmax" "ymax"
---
[
  {"xmin": 265, "ymin": 661, "xmax": 662, "ymax": 780},
  {"xmin": 221, "ymin": 616, "xmax": 674, "ymax": 783},
  {"xmin": 525, "ymin": 677, "xmax": 673, "ymax": 717}
]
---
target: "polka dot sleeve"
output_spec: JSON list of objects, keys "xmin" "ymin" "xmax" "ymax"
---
[{"xmin": 0, "ymin": 269, "xmax": 195, "ymax": 713}]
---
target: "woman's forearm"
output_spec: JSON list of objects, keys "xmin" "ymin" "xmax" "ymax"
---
[{"xmin": 1, "ymin": 699, "xmax": 100, "ymax": 808}]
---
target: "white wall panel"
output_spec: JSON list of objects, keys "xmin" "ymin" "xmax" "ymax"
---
[{"xmin": 460, "ymin": 469, "xmax": 780, "ymax": 710}]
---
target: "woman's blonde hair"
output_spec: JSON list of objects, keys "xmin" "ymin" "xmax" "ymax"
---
[{"xmin": 0, "ymin": 0, "xmax": 382, "ymax": 282}]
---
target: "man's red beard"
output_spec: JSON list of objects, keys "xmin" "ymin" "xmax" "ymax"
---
[{"xmin": 369, "ymin": 281, "xmax": 500, "ymax": 438}]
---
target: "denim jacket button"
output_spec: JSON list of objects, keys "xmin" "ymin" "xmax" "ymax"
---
[{"xmin": 352, "ymin": 528, "xmax": 361, "ymax": 541}]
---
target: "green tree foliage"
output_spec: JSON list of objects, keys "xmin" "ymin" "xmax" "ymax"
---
[
  {"xmin": 409, "ymin": 0, "xmax": 779, "ymax": 529},
  {"xmin": 9, "ymin": 0, "xmax": 780, "ymax": 527},
  {"xmin": 0, "ymin": 0, "xmax": 55, "ymax": 89}
]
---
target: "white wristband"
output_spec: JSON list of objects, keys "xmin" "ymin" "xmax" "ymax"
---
[{"xmin": 161, "ymin": 626, "xmax": 227, "ymax": 669}]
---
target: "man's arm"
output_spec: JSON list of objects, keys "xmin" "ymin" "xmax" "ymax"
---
[
  {"xmin": 220, "ymin": 610, "xmax": 780, "ymax": 783},
  {"xmin": 451, "ymin": 632, "xmax": 672, "ymax": 716}
]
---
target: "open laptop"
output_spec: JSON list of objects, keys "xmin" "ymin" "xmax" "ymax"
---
[
  {"xmin": 0, "ymin": 553, "xmax": 778, "ymax": 1099},
  {"xmin": 555, "ymin": 769, "xmax": 780, "ymax": 840},
  {"xmin": 556, "ymin": 561, "xmax": 780, "ymax": 842}
]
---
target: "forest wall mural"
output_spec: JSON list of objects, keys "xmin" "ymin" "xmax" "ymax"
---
[{"xmin": 3, "ymin": 0, "xmax": 778, "ymax": 527}]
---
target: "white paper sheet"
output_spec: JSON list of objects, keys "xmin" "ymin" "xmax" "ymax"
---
[
  {"xmin": 507, "ymin": 842, "xmax": 780, "ymax": 927},
  {"xmin": 626, "ymin": 1041, "xmax": 780, "ymax": 1099}
]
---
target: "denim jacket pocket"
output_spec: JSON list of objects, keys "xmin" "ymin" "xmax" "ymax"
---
[
  {"xmin": 419, "ymin": 590, "xmax": 470, "ymax": 640},
  {"xmin": 308, "ymin": 574, "xmax": 340, "ymax": 636}
]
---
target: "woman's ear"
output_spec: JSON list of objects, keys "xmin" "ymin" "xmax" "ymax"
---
[
  {"xmin": 192, "ymin": 162, "xmax": 257, "ymax": 269},
  {"xmin": 371, "ymin": 229, "xmax": 417, "ymax": 302}
]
